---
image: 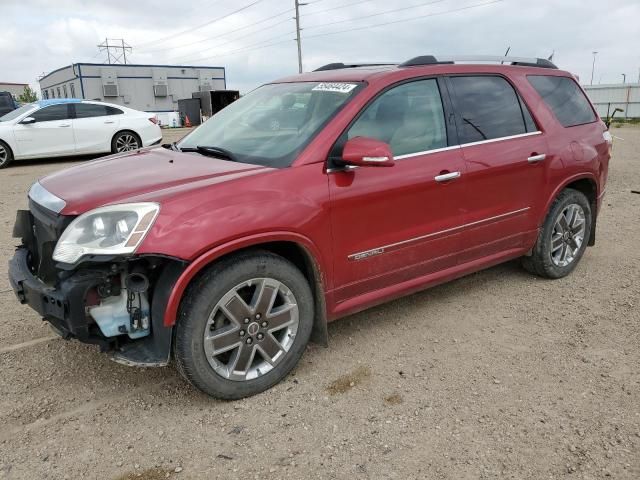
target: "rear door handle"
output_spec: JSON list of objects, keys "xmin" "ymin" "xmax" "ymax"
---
[
  {"xmin": 58, "ymin": 124, "xmax": 71, "ymax": 128},
  {"xmin": 434, "ymin": 171, "xmax": 461, "ymax": 182},
  {"xmin": 104, "ymin": 120, "xmax": 115, "ymax": 124},
  {"xmin": 527, "ymin": 153, "xmax": 546, "ymax": 163}
]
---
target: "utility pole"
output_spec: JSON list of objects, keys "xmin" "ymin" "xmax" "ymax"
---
[
  {"xmin": 294, "ymin": 0, "xmax": 307, "ymax": 73},
  {"xmin": 590, "ymin": 51, "xmax": 598, "ymax": 86},
  {"xmin": 621, "ymin": 73, "xmax": 626, "ymax": 84}
]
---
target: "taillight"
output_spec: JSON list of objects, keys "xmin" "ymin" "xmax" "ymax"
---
[
  {"xmin": 148, "ymin": 116, "xmax": 158, "ymax": 124},
  {"xmin": 603, "ymin": 130, "xmax": 613, "ymax": 155}
]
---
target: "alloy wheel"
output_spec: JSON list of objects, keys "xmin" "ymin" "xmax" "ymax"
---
[
  {"xmin": 115, "ymin": 134, "xmax": 139, "ymax": 152},
  {"xmin": 0, "ymin": 144, "xmax": 7, "ymax": 166},
  {"xmin": 550, "ymin": 203, "xmax": 586, "ymax": 267},
  {"xmin": 203, "ymin": 277, "xmax": 299, "ymax": 381}
]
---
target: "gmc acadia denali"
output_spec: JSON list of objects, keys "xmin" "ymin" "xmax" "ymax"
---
[{"xmin": 9, "ymin": 55, "xmax": 611, "ymax": 399}]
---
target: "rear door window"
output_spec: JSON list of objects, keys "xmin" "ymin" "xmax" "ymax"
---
[
  {"xmin": 74, "ymin": 103, "xmax": 111, "ymax": 118},
  {"xmin": 30, "ymin": 104, "xmax": 71, "ymax": 122},
  {"xmin": 528, "ymin": 75, "xmax": 596, "ymax": 127},
  {"xmin": 449, "ymin": 75, "xmax": 534, "ymax": 144}
]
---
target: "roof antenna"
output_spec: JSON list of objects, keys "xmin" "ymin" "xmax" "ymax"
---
[{"xmin": 501, "ymin": 46, "xmax": 511, "ymax": 64}]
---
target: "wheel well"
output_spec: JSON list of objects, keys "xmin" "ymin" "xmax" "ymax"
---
[
  {"xmin": 192, "ymin": 241, "xmax": 329, "ymax": 346},
  {"xmin": 0, "ymin": 138, "xmax": 12, "ymax": 154},
  {"xmin": 564, "ymin": 178, "xmax": 597, "ymax": 246}
]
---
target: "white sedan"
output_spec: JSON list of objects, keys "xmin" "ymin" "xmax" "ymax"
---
[{"xmin": 0, "ymin": 99, "xmax": 162, "ymax": 168}]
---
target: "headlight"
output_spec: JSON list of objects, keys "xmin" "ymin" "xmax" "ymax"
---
[{"xmin": 53, "ymin": 203, "xmax": 160, "ymax": 264}]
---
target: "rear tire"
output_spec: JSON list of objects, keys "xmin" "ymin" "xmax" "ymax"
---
[
  {"xmin": 111, "ymin": 131, "xmax": 141, "ymax": 153},
  {"xmin": 174, "ymin": 251, "xmax": 314, "ymax": 400},
  {"xmin": 0, "ymin": 141, "xmax": 13, "ymax": 169},
  {"xmin": 522, "ymin": 188, "xmax": 592, "ymax": 279}
]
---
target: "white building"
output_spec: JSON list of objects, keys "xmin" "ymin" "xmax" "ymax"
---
[
  {"xmin": 583, "ymin": 83, "xmax": 640, "ymax": 119},
  {"xmin": 38, "ymin": 63, "xmax": 226, "ymax": 113}
]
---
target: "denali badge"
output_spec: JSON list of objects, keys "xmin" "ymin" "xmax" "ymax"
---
[{"xmin": 350, "ymin": 248, "xmax": 385, "ymax": 261}]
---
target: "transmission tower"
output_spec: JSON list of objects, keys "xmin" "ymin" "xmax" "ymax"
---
[{"xmin": 97, "ymin": 39, "xmax": 132, "ymax": 64}]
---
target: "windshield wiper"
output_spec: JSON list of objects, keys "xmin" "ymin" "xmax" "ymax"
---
[{"xmin": 191, "ymin": 145, "xmax": 238, "ymax": 162}]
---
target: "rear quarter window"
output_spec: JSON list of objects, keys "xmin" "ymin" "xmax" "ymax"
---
[{"xmin": 527, "ymin": 75, "xmax": 596, "ymax": 127}]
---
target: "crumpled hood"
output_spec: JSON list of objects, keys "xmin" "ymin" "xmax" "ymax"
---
[{"xmin": 39, "ymin": 147, "xmax": 272, "ymax": 215}]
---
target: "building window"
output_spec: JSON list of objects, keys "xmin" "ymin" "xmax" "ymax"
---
[
  {"xmin": 70, "ymin": 83, "xmax": 76, "ymax": 98},
  {"xmin": 57, "ymin": 87, "xmax": 61, "ymax": 98},
  {"xmin": 50, "ymin": 89, "xmax": 55, "ymax": 98},
  {"xmin": 42, "ymin": 90, "xmax": 48, "ymax": 99},
  {"xmin": 63, "ymin": 85, "xmax": 68, "ymax": 98}
]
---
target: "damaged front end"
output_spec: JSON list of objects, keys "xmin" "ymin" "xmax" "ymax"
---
[{"xmin": 8, "ymin": 198, "xmax": 185, "ymax": 367}]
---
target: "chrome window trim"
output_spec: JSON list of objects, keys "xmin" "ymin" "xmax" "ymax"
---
[
  {"xmin": 347, "ymin": 207, "xmax": 531, "ymax": 260},
  {"xmin": 459, "ymin": 130, "xmax": 542, "ymax": 148},
  {"xmin": 28, "ymin": 182, "xmax": 66, "ymax": 214},
  {"xmin": 328, "ymin": 131, "xmax": 543, "ymax": 171}
]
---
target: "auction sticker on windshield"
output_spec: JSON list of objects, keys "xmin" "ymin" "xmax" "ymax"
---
[{"xmin": 312, "ymin": 83, "xmax": 358, "ymax": 93}]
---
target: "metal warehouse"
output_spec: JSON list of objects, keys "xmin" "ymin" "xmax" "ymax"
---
[
  {"xmin": 38, "ymin": 63, "xmax": 226, "ymax": 113},
  {"xmin": 584, "ymin": 83, "xmax": 640, "ymax": 119}
]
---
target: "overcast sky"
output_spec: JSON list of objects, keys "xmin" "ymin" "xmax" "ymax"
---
[{"xmin": 2, "ymin": 0, "xmax": 639, "ymax": 94}]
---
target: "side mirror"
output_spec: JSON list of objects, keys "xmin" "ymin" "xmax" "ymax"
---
[
  {"xmin": 341, "ymin": 136, "xmax": 395, "ymax": 168},
  {"xmin": 20, "ymin": 117, "xmax": 36, "ymax": 125}
]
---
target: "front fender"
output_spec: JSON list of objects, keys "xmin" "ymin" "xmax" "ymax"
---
[{"xmin": 161, "ymin": 231, "xmax": 327, "ymax": 327}]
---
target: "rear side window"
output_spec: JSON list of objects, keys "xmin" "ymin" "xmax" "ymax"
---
[
  {"xmin": 107, "ymin": 106, "xmax": 124, "ymax": 115},
  {"xmin": 31, "ymin": 104, "xmax": 71, "ymax": 122},
  {"xmin": 450, "ymin": 76, "xmax": 534, "ymax": 144},
  {"xmin": 74, "ymin": 103, "xmax": 110, "ymax": 118},
  {"xmin": 528, "ymin": 75, "xmax": 596, "ymax": 127}
]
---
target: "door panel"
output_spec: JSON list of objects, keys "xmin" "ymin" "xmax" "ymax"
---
[
  {"xmin": 457, "ymin": 133, "xmax": 548, "ymax": 262},
  {"xmin": 72, "ymin": 103, "xmax": 120, "ymax": 153},
  {"xmin": 13, "ymin": 104, "xmax": 74, "ymax": 158},
  {"xmin": 329, "ymin": 150, "xmax": 466, "ymax": 302},
  {"xmin": 328, "ymin": 78, "xmax": 466, "ymax": 303},
  {"xmin": 447, "ymin": 75, "xmax": 548, "ymax": 262}
]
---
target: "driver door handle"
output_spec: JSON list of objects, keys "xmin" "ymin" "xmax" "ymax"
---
[
  {"xmin": 58, "ymin": 124, "xmax": 71, "ymax": 128},
  {"xmin": 527, "ymin": 153, "xmax": 546, "ymax": 163},
  {"xmin": 434, "ymin": 171, "xmax": 461, "ymax": 183}
]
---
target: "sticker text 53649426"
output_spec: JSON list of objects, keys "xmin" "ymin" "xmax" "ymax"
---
[{"xmin": 312, "ymin": 83, "xmax": 358, "ymax": 94}]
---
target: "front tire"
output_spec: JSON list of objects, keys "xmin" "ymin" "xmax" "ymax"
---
[
  {"xmin": 0, "ymin": 141, "xmax": 13, "ymax": 169},
  {"xmin": 174, "ymin": 251, "xmax": 314, "ymax": 400},
  {"xmin": 523, "ymin": 188, "xmax": 592, "ymax": 279},
  {"xmin": 111, "ymin": 131, "xmax": 141, "ymax": 153}
]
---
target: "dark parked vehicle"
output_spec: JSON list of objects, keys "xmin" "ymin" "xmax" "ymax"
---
[
  {"xmin": 9, "ymin": 55, "xmax": 611, "ymax": 400},
  {"xmin": 0, "ymin": 91, "xmax": 18, "ymax": 117}
]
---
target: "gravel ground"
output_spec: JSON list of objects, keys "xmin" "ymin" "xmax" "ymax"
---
[{"xmin": 0, "ymin": 126, "xmax": 638, "ymax": 480}]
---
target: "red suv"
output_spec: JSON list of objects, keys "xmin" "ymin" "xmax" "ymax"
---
[{"xmin": 9, "ymin": 55, "xmax": 611, "ymax": 399}]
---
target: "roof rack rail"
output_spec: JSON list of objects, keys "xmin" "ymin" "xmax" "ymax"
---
[
  {"xmin": 314, "ymin": 62, "xmax": 396, "ymax": 72},
  {"xmin": 399, "ymin": 55, "xmax": 558, "ymax": 69}
]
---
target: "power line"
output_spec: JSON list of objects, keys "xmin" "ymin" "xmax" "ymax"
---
[
  {"xmin": 176, "ymin": 31, "xmax": 296, "ymax": 64},
  {"xmin": 304, "ymin": 0, "xmax": 372, "ymax": 17},
  {"xmin": 140, "ymin": 7, "xmax": 293, "ymax": 55},
  {"xmin": 176, "ymin": 0, "xmax": 503, "ymax": 65},
  {"xmin": 303, "ymin": 0, "xmax": 504, "ymax": 40},
  {"xmin": 135, "ymin": 0, "xmax": 265, "ymax": 49},
  {"xmin": 166, "ymin": 16, "xmax": 292, "ymax": 62},
  {"xmin": 304, "ymin": 0, "xmax": 448, "ymax": 31}
]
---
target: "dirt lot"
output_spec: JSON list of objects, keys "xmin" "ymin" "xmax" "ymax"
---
[{"xmin": 0, "ymin": 126, "xmax": 638, "ymax": 480}]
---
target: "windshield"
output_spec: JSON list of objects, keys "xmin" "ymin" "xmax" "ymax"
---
[
  {"xmin": 178, "ymin": 81, "xmax": 363, "ymax": 167},
  {"xmin": 0, "ymin": 104, "xmax": 35, "ymax": 122}
]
